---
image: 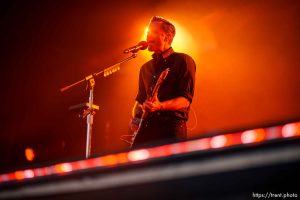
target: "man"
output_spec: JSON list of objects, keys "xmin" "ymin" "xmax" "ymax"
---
[{"xmin": 131, "ymin": 16, "xmax": 196, "ymax": 147}]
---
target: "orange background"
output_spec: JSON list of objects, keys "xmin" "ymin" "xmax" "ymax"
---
[{"xmin": 0, "ymin": 0, "xmax": 299, "ymax": 169}]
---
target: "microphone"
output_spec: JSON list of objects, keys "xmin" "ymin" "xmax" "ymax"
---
[{"xmin": 123, "ymin": 41, "xmax": 148, "ymax": 54}]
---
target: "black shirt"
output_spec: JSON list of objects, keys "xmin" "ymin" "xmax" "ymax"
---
[{"xmin": 135, "ymin": 47, "xmax": 196, "ymax": 121}]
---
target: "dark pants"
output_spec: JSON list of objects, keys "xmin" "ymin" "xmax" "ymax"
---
[{"xmin": 133, "ymin": 114, "xmax": 187, "ymax": 148}]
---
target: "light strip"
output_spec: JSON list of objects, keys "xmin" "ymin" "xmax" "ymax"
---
[{"xmin": 0, "ymin": 121, "xmax": 299, "ymax": 184}]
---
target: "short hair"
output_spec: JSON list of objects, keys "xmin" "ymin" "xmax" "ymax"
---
[{"xmin": 150, "ymin": 16, "xmax": 176, "ymax": 44}]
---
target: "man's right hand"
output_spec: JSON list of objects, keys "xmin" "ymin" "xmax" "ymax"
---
[{"xmin": 130, "ymin": 117, "xmax": 141, "ymax": 132}]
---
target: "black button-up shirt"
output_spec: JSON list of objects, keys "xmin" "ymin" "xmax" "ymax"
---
[{"xmin": 135, "ymin": 47, "xmax": 196, "ymax": 120}]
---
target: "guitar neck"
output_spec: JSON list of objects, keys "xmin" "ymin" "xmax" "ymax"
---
[{"xmin": 142, "ymin": 68, "xmax": 170, "ymax": 119}]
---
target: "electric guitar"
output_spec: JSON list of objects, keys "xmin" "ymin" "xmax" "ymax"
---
[{"xmin": 130, "ymin": 68, "xmax": 170, "ymax": 147}]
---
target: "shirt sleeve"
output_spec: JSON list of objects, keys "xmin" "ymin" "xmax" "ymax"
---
[
  {"xmin": 135, "ymin": 67, "xmax": 147, "ymax": 104},
  {"xmin": 176, "ymin": 55, "xmax": 196, "ymax": 103}
]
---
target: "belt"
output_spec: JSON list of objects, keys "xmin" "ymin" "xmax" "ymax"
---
[{"xmin": 148, "ymin": 111, "xmax": 185, "ymax": 121}]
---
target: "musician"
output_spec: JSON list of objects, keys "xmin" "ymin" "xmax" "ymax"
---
[{"xmin": 131, "ymin": 16, "xmax": 196, "ymax": 147}]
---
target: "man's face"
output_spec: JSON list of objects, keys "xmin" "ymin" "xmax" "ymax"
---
[{"xmin": 146, "ymin": 22, "xmax": 168, "ymax": 53}]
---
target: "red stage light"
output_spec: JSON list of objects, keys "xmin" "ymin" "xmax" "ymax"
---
[
  {"xmin": 128, "ymin": 149, "xmax": 150, "ymax": 162},
  {"xmin": 24, "ymin": 170, "xmax": 34, "ymax": 179},
  {"xmin": 116, "ymin": 153, "xmax": 129, "ymax": 164},
  {"xmin": 186, "ymin": 138, "xmax": 210, "ymax": 152},
  {"xmin": 54, "ymin": 163, "xmax": 73, "ymax": 174},
  {"xmin": 100, "ymin": 155, "xmax": 118, "ymax": 166},
  {"xmin": 210, "ymin": 135, "xmax": 227, "ymax": 148},
  {"xmin": 241, "ymin": 129, "xmax": 266, "ymax": 144},
  {"xmin": 282, "ymin": 123, "xmax": 299, "ymax": 138},
  {"xmin": 25, "ymin": 147, "xmax": 35, "ymax": 162},
  {"xmin": 14, "ymin": 171, "xmax": 25, "ymax": 180}
]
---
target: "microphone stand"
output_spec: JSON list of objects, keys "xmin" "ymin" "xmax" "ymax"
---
[{"xmin": 60, "ymin": 52, "xmax": 138, "ymax": 159}]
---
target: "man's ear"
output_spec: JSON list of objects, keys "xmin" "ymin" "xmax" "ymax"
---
[
  {"xmin": 164, "ymin": 34, "xmax": 168, "ymax": 41},
  {"xmin": 164, "ymin": 33, "xmax": 171, "ymax": 43},
  {"xmin": 161, "ymin": 32, "xmax": 168, "ymax": 42}
]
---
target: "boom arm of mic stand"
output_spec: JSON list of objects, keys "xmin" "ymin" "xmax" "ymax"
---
[{"xmin": 60, "ymin": 53, "xmax": 137, "ymax": 92}]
